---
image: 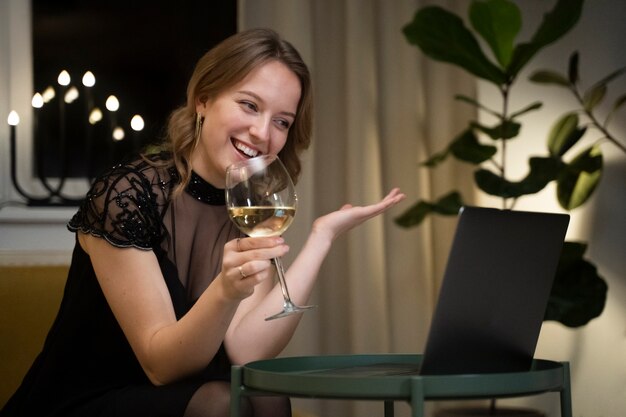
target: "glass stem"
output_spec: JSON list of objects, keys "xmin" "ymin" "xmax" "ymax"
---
[{"xmin": 273, "ymin": 257, "xmax": 294, "ymax": 306}]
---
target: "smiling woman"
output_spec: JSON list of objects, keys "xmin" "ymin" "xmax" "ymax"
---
[{"xmin": 1, "ymin": 26, "xmax": 406, "ymax": 417}]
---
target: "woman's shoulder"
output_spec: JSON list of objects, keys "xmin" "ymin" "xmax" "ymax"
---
[
  {"xmin": 67, "ymin": 152, "xmax": 178, "ymax": 249},
  {"xmin": 105, "ymin": 151, "xmax": 177, "ymax": 186}
]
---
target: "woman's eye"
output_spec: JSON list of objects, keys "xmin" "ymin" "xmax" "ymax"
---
[
  {"xmin": 240, "ymin": 101, "xmax": 257, "ymax": 112},
  {"xmin": 275, "ymin": 119, "xmax": 291, "ymax": 130}
]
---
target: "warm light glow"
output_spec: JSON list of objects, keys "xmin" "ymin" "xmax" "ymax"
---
[
  {"xmin": 82, "ymin": 71, "xmax": 95, "ymax": 87},
  {"xmin": 32, "ymin": 93, "xmax": 44, "ymax": 108},
  {"xmin": 89, "ymin": 108, "xmax": 103, "ymax": 125},
  {"xmin": 106, "ymin": 95, "xmax": 119, "ymax": 111},
  {"xmin": 64, "ymin": 86, "xmax": 80, "ymax": 104},
  {"xmin": 7, "ymin": 110, "xmax": 20, "ymax": 126},
  {"xmin": 112, "ymin": 126, "xmax": 125, "ymax": 141},
  {"xmin": 57, "ymin": 70, "xmax": 71, "ymax": 86},
  {"xmin": 130, "ymin": 115, "xmax": 144, "ymax": 131},
  {"xmin": 42, "ymin": 86, "xmax": 55, "ymax": 103}
]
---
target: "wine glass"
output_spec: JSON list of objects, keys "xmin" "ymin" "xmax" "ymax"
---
[{"xmin": 225, "ymin": 154, "xmax": 315, "ymax": 320}]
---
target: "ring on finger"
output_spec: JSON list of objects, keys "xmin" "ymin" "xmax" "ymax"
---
[{"xmin": 238, "ymin": 266, "xmax": 247, "ymax": 278}]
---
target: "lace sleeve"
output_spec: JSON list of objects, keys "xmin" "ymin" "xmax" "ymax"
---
[{"xmin": 67, "ymin": 160, "xmax": 173, "ymax": 250}]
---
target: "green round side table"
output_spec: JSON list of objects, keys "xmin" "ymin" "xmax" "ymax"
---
[{"xmin": 230, "ymin": 354, "xmax": 572, "ymax": 417}]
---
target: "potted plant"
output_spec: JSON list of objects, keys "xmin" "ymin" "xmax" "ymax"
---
[{"xmin": 399, "ymin": 0, "xmax": 624, "ymax": 413}]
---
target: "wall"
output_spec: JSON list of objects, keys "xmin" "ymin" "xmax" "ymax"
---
[{"xmin": 476, "ymin": 1, "xmax": 626, "ymax": 415}]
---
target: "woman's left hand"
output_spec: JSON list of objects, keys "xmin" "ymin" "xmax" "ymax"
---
[{"xmin": 311, "ymin": 188, "xmax": 406, "ymax": 242}]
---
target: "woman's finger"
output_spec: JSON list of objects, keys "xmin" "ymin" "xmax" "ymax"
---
[{"xmin": 232, "ymin": 236, "xmax": 285, "ymax": 252}]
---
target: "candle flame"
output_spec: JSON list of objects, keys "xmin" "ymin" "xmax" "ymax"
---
[
  {"xmin": 7, "ymin": 110, "xmax": 20, "ymax": 126},
  {"xmin": 64, "ymin": 86, "xmax": 80, "ymax": 104},
  {"xmin": 32, "ymin": 93, "xmax": 44, "ymax": 108},
  {"xmin": 42, "ymin": 86, "xmax": 56, "ymax": 103},
  {"xmin": 82, "ymin": 71, "xmax": 96, "ymax": 87},
  {"xmin": 130, "ymin": 115, "xmax": 145, "ymax": 131},
  {"xmin": 106, "ymin": 95, "xmax": 120, "ymax": 112},
  {"xmin": 112, "ymin": 126, "xmax": 125, "ymax": 141},
  {"xmin": 89, "ymin": 108, "xmax": 103, "ymax": 125},
  {"xmin": 58, "ymin": 70, "xmax": 71, "ymax": 86}
]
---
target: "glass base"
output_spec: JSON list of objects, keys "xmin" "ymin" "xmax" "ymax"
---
[{"xmin": 265, "ymin": 303, "xmax": 316, "ymax": 321}]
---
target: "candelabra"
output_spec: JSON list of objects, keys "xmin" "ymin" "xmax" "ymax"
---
[{"xmin": 4, "ymin": 70, "xmax": 145, "ymax": 208}]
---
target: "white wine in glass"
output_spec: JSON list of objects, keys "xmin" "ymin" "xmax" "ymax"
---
[{"xmin": 225, "ymin": 154, "xmax": 315, "ymax": 320}]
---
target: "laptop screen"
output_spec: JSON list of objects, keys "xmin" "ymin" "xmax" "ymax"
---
[{"xmin": 420, "ymin": 206, "xmax": 569, "ymax": 375}]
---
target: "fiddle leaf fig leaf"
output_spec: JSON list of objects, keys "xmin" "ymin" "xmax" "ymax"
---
[
  {"xmin": 509, "ymin": 101, "xmax": 543, "ymax": 119},
  {"xmin": 606, "ymin": 93, "xmax": 626, "ymax": 126},
  {"xmin": 469, "ymin": 0, "xmax": 521, "ymax": 68},
  {"xmin": 450, "ymin": 129, "xmax": 498, "ymax": 163},
  {"xmin": 545, "ymin": 241, "xmax": 607, "ymax": 327},
  {"xmin": 583, "ymin": 84, "xmax": 607, "ymax": 111},
  {"xmin": 611, "ymin": 93, "xmax": 626, "ymax": 113},
  {"xmin": 547, "ymin": 113, "xmax": 586, "ymax": 156},
  {"xmin": 529, "ymin": 70, "xmax": 570, "ymax": 87},
  {"xmin": 403, "ymin": 6, "xmax": 507, "ymax": 85},
  {"xmin": 475, "ymin": 157, "xmax": 561, "ymax": 198},
  {"xmin": 508, "ymin": 0, "xmax": 583, "ymax": 77},
  {"xmin": 568, "ymin": 51, "xmax": 579, "ymax": 84},
  {"xmin": 557, "ymin": 145, "xmax": 603, "ymax": 210},
  {"xmin": 394, "ymin": 191, "xmax": 463, "ymax": 228},
  {"xmin": 471, "ymin": 120, "xmax": 521, "ymax": 140},
  {"xmin": 421, "ymin": 148, "xmax": 450, "ymax": 167}
]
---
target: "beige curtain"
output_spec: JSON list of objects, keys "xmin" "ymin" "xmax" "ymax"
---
[{"xmin": 239, "ymin": 1, "xmax": 474, "ymax": 415}]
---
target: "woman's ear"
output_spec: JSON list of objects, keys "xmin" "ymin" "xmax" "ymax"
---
[{"xmin": 195, "ymin": 96, "xmax": 208, "ymax": 113}]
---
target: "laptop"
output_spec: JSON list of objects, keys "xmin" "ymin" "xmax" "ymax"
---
[
  {"xmin": 419, "ymin": 206, "xmax": 569, "ymax": 374},
  {"xmin": 316, "ymin": 206, "xmax": 570, "ymax": 376}
]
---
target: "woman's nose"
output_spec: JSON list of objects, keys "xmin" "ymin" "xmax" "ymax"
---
[{"xmin": 249, "ymin": 116, "xmax": 271, "ymax": 142}]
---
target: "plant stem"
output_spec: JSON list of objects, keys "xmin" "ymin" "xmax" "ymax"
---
[
  {"xmin": 571, "ymin": 85, "xmax": 626, "ymax": 153},
  {"xmin": 500, "ymin": 84, "xmax": 511, "ymax": 209}
]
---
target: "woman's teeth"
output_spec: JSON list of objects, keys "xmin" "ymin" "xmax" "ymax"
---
[{"xmin": 234, "ymin": 141, "xmax": 259, "ymax": 158}]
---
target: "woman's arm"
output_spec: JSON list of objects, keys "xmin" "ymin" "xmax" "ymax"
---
[
  {"xmin": 224, "ymin": 188, "xmax": 405, "ymax": 364},
  {"xmin": 79, "ymin": 232, "xmax": 287, "ymax": 385}
]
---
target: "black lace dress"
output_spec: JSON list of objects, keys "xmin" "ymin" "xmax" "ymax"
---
[{"xmin": 1, "ymin": 153, "xmax": 242, "ymax": 417}]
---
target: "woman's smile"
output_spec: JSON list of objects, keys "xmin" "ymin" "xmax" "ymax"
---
[{"xmin": 231, "ymin": 138, "xmax": 260, "ymax": 158}]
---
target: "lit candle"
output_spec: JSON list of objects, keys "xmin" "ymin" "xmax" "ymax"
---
[
  {"xmin": 89, "ymin": 107, "xmax": 103, "ymax": 125},
  {"xmin": 130, "ymin": 114, "xmax": 144, "ymax": 151},
  {"xmin": 105, "ymin": 94, "xmax": 119, "ymax": 140},
  {"xmin": 105, "ymin": 95, "xmax": 119, "ymax": 112},
  {"xmin": 7, "ymin": 111, "xmax": 20, "ymax": 196},
  {"xmin": 32, "ymin": 93, "xmax": 44, "ymax": 137},
  {"xmin": 56, "ymin": 70, "xmax": 71, "ymax": 190},
  {"xmin": 130, "ymin": 114, "xmax": 144, "ymax": 131},
  {"xmin": 112, "ymin": 126, "xmax": 125, "ymax": 141},
  {"xmin": 42, "ymin": 86, "xmax": 55, "ymax": 103},
  {"xmin": 64, "ymin": 86, "xmax": 79, "ymax": 104},
  {"xmin": 7, "ymin": 110, "xmax": 19, "ymax": 136},
  {"xmin": 81, "ymin": 72, "xmax": 96, "ymax": 174},
  {"xmin": 57, "ymin": 70, "xmax": 70, "ymax": 86},
  {"xmin": 32, "ymin": 94, "xmax": 45, "ymax": 181},
  {"xmin": 82, "ymin": 71, "xmax": 95, "ymax": 108},
  {"xmin": 57, "ymin": 70, "xmax": 70, "ymax": 147},
  {"xmin": 32, "ymin": 93, "xmax": 44, "ymax": 108}
]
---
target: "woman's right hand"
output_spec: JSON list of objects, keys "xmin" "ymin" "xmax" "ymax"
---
[{"xmin": 219, "ymin": 236, "xmax": 289, "ymax": 301}]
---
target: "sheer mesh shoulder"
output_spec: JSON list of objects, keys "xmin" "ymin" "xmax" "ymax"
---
[{"xmin": 68, "ymin": 154, "xmax": 177, "ymax": 250}]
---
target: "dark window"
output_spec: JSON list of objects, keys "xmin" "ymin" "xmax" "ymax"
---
[{"xmin": 32, "ymin": 0, "xmax": 237, "ymax": 178}]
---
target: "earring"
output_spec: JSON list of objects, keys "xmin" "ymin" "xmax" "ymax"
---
[{"xmin": 193, "ymin": 113, "xmax": 204, "ymax": 151}]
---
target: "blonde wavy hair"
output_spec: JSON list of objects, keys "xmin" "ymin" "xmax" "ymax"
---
[{"xmin": 153, "ymin": 28, "xmax": 312, "ymax": 196}]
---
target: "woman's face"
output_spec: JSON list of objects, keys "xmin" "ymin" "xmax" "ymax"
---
[{"xmin": 192, "ymin": 60, "xmax": 302, "ymax": 188}]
